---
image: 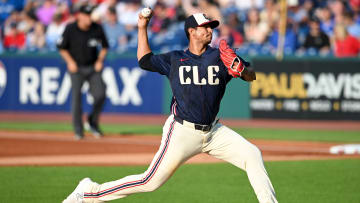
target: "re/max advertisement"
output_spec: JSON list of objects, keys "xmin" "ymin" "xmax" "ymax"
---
[{"xmin": 0, "ymin": 56, "xmax": 164, "ymax": 114}]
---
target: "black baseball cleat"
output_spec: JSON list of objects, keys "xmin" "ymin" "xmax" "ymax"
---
[{"xmin": 84, "ymin": 122, "xmax": 103, "ymax": 139}]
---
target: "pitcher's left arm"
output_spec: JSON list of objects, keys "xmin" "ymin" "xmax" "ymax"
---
[{"xmin": 219, "ymin": 39, "xmax": 256, "ymax": 82}]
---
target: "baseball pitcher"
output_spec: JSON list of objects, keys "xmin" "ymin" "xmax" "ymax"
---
[{"xmin": 63, "ymin": 11, "xmax": 278, "ymax": 203}]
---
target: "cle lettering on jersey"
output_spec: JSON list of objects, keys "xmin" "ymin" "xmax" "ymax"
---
[{"xmin": 179, "ymin": 65, "xmax": 219, "ymax": 85}]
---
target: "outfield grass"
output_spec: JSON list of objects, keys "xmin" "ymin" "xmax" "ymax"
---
[
  {"xmin": 237, "ymin": 128, "xmax": 360, "ymax": 143},
  {"xmin": 1, "ymin": 159, "xmax": 359, "ymax": 203},
  {"xmin": 0, "ymin": 121, "xmax": 360, "ymax": 143},
  {"xmin": 0, "ymin": 122, "xmax": 161, "ymax": 135}
]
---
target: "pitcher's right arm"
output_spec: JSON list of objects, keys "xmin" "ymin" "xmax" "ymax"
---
[{"xmin": 137, "ymin": 12, "xmax": 152, "ymax": 61}]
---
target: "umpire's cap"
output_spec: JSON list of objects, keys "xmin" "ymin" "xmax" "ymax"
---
[
  {"xmin": 79, "ymin": 5, "xmax": 95, "ymax": 15},
  {"xmin": 184, "ymin": 13, "xmax": 219, "ymax": 39}
]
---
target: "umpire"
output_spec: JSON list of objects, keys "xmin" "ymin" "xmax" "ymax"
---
[{"xmin": 57, "ymin": 5, "xmax": 109, "ymax": 140}]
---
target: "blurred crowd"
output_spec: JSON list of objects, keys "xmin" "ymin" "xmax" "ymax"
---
[{"xmin": 0, "ymin": 0, "xmax": 360, "ymax": 57}]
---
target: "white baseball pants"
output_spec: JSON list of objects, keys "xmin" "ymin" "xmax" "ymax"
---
[{"xmin": 83, "ymin": 115, "xmax": 278, "ymax": 203}]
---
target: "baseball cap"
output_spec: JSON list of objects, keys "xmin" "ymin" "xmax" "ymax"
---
[
  {"xmin": 309, "ymin": 16, "xmax": 320, "ymax": 24},
  {"xmin": 184, "ymin": 13, "xmax": 219, "ymax": 39},
  {"xmin": 79, "ymin": 5, "xmax": 94, "ymax": 15}
]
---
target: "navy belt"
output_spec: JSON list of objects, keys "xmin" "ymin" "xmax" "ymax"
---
[{"xmin": 173, "ymin": 115, "xmax": 218, "ymax": 132}]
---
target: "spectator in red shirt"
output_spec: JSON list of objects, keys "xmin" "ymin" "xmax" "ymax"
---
[
  {"xmin": 333, "ymin": 24, "xmax": 360, "ymax": 57},
  {"xmin": 3, "ymin": 22, "xmax": 25, "ymax": 50}
]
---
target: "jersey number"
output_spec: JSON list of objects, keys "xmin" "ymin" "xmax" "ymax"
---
[{"xmin": 179, "ymin": 66, "xmax": 219, "ymax": 85}]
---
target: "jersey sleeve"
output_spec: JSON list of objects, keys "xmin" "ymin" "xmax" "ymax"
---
[
  {"xmin": 56, "ymin": 25, "xmax": 70, "ymax": 50},
  {"xmin": 238, "ymin": 55, "xmax": 251, "ymax": 67},
  {"xmin": 139, "ymin": 52, "xmax": 172, "ymax": 76}
]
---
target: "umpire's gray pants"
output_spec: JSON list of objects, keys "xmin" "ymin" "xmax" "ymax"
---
[{"xmin": 70, "ymin": 66, "xmax": 106, "ymax": 135}]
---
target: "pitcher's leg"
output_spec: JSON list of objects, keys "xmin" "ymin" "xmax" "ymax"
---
[
  {"xmin": 204, "ymin": 124, "xmax": 278, "ymax": 203},
  {"xmin": 83, "ymin": 116, "xmax": 202, "ymax": 202}
]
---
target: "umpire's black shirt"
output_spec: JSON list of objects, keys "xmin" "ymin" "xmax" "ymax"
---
[{"xmin": 57, "ymin": 22, "xmax": 109, "ymax": 66}]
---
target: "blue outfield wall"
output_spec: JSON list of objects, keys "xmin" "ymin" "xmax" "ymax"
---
[
  {"xmin": 0, "ymin": 55, "xmax": 164, "ymax": 114},
  {"xmin": 0, "ymin": 54, "xmax": 251, "ymax": 118},
  {"xmin": 3, "ymin": 54, "xmax": 359, "ymax": 120}
]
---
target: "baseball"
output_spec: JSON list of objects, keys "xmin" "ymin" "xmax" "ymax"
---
[{"xmin": 141, "ymin": 7, "xmax": 152, "ymax": 18}]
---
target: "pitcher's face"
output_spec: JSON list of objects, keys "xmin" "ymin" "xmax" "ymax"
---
[{"xmin": 192, "ymin": 25, "xmax": 213, "ymax": 45}]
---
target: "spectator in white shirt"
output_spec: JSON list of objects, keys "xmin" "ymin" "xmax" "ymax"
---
[{"xmin": 45, "ymin": 12, "xmax": 65, "ymax": 50}]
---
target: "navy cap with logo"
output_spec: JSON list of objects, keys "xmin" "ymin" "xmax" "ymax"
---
[
  {"xmin": 79, "ymin": 5, "xmax": 94, "ymax": 15},
  {"xmin": 184, "ymin": 13, "xmax": 219, "ymax": 39}
]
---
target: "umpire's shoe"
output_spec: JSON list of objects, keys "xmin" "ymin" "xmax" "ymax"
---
[
  {"xmin": 63, "ymin": 177, "xmax": 97, "ymax": 203},
  {"xmin": 84, "ymin": 121, "xmax": 103, "ymax": 139},
  {"xmin": 75, "ymin": 133, "xmax": 84, "ymax": 140}
]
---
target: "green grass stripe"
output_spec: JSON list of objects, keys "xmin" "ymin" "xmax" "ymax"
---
[
  {"xmin": 1, "ymin": 159, "xmax": 359, "ymax": 203},
  {"xmin": 0, "ymin": 122, "xmax": 161, "ymax": 134},
  {"xmin": 236, "ymin": 128, "xmax": 360, "ymax": 143},
  {"xmin": 0, "ymin": 121, "xmax": 359, "ymax": 142}
]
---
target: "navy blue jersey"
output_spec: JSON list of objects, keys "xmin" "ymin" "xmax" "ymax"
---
[{"xmin": 140, "ymin": 46, "xmax": 233, "ymax": 125}]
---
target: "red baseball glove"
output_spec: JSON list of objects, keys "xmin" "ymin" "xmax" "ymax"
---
[{"xmin": 219, "ymin": 39, "xmax": 245, "ymax": 78}]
